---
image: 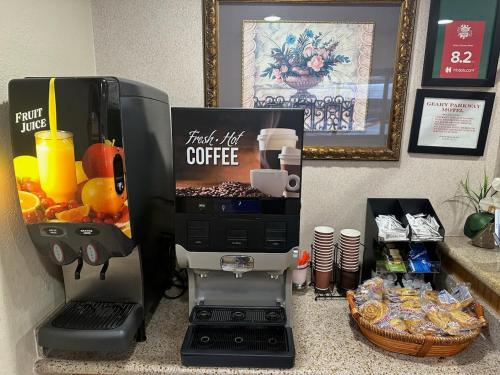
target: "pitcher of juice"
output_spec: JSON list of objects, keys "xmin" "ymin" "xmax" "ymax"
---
[{"xmin": 35, "ymin": 130, "xmax": 78, "ymax": 203}]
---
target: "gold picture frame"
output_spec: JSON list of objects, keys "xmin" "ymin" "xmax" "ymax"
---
[{"xmin": 203, "ymin": 0, "xmax": 417, "ymax": 160}]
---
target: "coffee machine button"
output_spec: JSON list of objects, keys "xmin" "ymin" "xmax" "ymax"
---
[
  {"xmin": 188, "ymin": 237, "xmax": 209, "ymax": 249},
  {"xmin": 265, "ymin": 239, "xmax": 286, "ymax": 251}
]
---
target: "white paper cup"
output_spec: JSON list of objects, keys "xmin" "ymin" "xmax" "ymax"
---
[
  {"xmin": 340, "ymin": 229, "xmax": 361, "ymax": 237},
  {"xmin": 314, "ymin": 226, "xmax": 334, "ymax": 234}
]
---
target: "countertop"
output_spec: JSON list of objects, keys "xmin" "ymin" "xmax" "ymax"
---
[
  {"xmin": 36, "ymin": 289, "xmax": 499, "ymax": 375},
  {"xmin": 440, "ymin": 236, "xmax": 500, "ymax": 295}
]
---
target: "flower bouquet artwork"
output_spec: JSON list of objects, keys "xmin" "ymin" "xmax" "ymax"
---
[
  {"xmin": 260, "ymin": 28, "xmax": 350, "ymax": 97},
  {"xmin": 242, "ymin": 21, "xmax": 374, "ymax": 131}
]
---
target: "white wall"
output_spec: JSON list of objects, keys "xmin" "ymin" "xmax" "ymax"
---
[
  {"xmin": 0, "ymin": 1, "xmax": 95, "ymax": 373},
  {"xmin": 92, "ymin": 0, "xmax": 500, "ymax": 248},
  {"xmin": 91, "ymin": 0, "xmax": 204, "ymax": 107}
]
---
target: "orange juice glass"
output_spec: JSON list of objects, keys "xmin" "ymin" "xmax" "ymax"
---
[{"xmin": 35, "ymin": 130, "xmax": 77, "ymax": 203}]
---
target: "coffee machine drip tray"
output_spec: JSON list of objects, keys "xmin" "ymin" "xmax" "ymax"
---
[
  {"xmin": 182, "ymin": 306, "xmax": 294, "ymax": 368},
  {"xmin": 38, "ymin": 301, "xmax": 144, "ymax": 352},
  {"xmin": 190, "ymin": 306, "xmax": 287, "ymax": 325},
  {"xmin": 181, "ymin": 325, "xmax": 295, "ymax": 368}
]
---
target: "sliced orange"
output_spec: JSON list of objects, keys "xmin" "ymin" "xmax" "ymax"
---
[
  {"xmin": 55, "ymin": 205, "xmax": 90, "ymax": 222},
  {"xmin": 18, "ymin": 191, "xmax": 40, "ymax": 213}
]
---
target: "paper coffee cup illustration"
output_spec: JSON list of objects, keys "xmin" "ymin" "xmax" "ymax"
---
[
  {"xmin": 250, "ymin": 169, "xmax": 289, "ymax": 197},
  {"xmin": 279, "ymin": 146, "xmax": 301, "ymax": 197},
  {"xmin": 257, "ymin": 128, "xmax": 298, "ymax": 170},
  {"xmin": 250, "ymin": 169, "xmax": 300, "ymax": 197}
]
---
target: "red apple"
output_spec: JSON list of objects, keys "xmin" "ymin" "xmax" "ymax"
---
[{"xmin": 82, "ymin": 143, "xmax": 125, "ymax": 178}]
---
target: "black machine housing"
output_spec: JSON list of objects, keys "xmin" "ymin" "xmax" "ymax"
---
[{"xmin": 8, "ymin": 77, "xmax": 175, "ymax": 352}]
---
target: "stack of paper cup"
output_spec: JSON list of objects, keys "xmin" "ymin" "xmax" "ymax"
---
[
  {"xmin": 339, "ymin": 229, "xmax": 361, "ymax": 272},
  {"xmin": 313, "ymin": 226, "xmax": 334, "ymax": 290}
]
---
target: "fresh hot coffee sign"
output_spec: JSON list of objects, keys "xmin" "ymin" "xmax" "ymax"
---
[{"xmin": 184, "ymin": 130, "xmax": 246, "ymax": 166}]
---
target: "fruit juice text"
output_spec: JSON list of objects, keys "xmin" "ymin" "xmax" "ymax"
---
[{"xmin": 35, "ymin": 130, "xmax": 77, "ymax": 203}]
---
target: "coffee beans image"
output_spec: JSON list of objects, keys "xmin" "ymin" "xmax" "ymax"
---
[{"xmin": 176, "ymin": 181, "xmax": 270, "ymax": 197}]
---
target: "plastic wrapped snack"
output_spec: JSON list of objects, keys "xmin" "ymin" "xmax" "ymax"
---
[
  {"xmin": 354, "ymin": 277, "xmax": 385, "ymax": 304},
  {"xmin": 451, "ymin": 283, "xmax": 474, "ymax": 309},
  {"xmin": 385, "ymin": 287, "xmax": 418, "ymax": 302},
  {"xmin": 437, "ymin": 290, "xmax": 462, "ymax": 310},
  {"xmin": 422, "ymin": 290, "xmax": 439, "ymax": 304},
  {"xmin": 449, "ymin": 309, "xmax": 486, "ymax": 330},
  {"xmin": 404, "ymin": 318, "xmax": 442, "ymax": 336},
  {"xmin": 377, "ymin": 316, "xmax": 408, "ymax": 334},
  {"xmin": 359, "ymin": 300, "xmax": 390, "ymax": 324},
  {"xmin": 401, "ymin": 297, "xmax": 422, "ymax": 311},
  {"xmin": 426, "ymin": 310, "xmax": 461, "ymax": 336}
]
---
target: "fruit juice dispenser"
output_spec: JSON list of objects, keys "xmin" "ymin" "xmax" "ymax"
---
[
  {"xmin": 8, "ymin": 77, "xmax": 175, "ymax": 352},
  {"xmin": 172, "ymin": 108, "xmax": 304, "ymax": 369}
]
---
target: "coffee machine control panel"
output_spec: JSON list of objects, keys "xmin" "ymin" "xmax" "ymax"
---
[{"xmin": 177, "ymin": 197, "xmax": 300, "ymax": 250}]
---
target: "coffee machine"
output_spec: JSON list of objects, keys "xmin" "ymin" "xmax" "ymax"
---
[
  {"xmin": 172, "ymin": 108, "xmax": 304, "ymax": 368},
  {"xmin": 8, "ymin": 77, "xmax": 175, "ymax": 352}
]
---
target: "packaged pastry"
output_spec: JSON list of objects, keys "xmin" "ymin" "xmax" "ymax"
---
[
  {"xmin": 386, "ymin": 287, "xmax": 418, "ymax": 302},
  {"xmin": 436, "ymin": 290, "xmax": 462, "ymax": 310},
  {"xmin": 359, "ymin": 300, "xmax": 389, "ymax": 324},
  {"xmin": 449, "ymin": 309, "xmax": 486, "ymax": 330},
  {"xmin": 377, "ymin": 316, "xmax": 408, "ymax": 334},
  {"xmin": 426, "ymin": 310, "xmax": 450, "ymax": 330},
  {"xmin": 400, "ymin": 298, "xmax": 421, "ymax": 311},
  {"xmin": 354, "ymin": 277, "xmax": 384, "ymax": 304},
  {"xmin": 422, "ymin": 290, "xmax": 439, "ymax": 304},
  {"xmin": 404, "ymin": 318, "xmax": 441, "ymax": 335},
  {"xmin": 387, "ymin": 287, "xmax": 418, "ymax": 296},
  {"xmin": 451, "ymin": 284, "xmax": 474, "ymax": 309},
  {"xmin": 426, "ymin": 310, "xmax": 461, "ymax": 336},
  {"xmin": 388, "ymin": 317, "xmax": 408, "ymax": 333}
]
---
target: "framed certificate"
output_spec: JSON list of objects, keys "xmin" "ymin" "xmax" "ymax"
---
[
  {"xmin": 408, "ymin": 90, "xmax": 495, "ymax": 156},
  {"xmin": 422, "ymin": 0, "xmax": 500, "ymax": 87}
]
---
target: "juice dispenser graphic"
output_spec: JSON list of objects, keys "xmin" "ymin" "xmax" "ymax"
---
[{"xmin": 9, "ymin": 77, "xmax": 175, "ymax": 352}]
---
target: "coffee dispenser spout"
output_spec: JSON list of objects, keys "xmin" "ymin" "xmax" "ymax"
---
[{"xmin": 74, "ymin": 257, "xmax": 83, "ymax": 280}]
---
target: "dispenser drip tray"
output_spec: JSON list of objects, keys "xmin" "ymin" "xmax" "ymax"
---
[
  {"xmin": 182, "ymin": 306, "xmax": 294, "ymax": 368},
  {"xmin": 181, "ymin": 325, "xmax": 294, "ymax": 368},
  {"xmin": 52, "ymin": 301, "xmax": 136, "ymax": 330},
  {"xmin": 38, "ymin": 301, "xmax": 144, "ymax": 352}
]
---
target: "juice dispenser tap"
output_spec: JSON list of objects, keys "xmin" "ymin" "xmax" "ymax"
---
[
  {"xmin": 74, "ymin": 257, "xmax": 83, "ymax": 280},
  {"xmin": 9, "ymin": 77, "xmax": 175, "ymax": 353}
]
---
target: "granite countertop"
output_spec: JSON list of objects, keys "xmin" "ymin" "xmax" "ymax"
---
[
  {"xmin": 440, "ymin": 236, "xmax": 500, "ymax": 295},
  {"xmin": 36, "ymin": 289, "xmax": 499, "ymax": 375}
]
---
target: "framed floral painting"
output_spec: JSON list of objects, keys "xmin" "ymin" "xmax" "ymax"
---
[
  {"xmin": 203, "ymin": 0, "xmax": 417, "ymax": 160},
  {"xmin": 242, "ymin": 21, "xmax": 374, "ymax": 132}
]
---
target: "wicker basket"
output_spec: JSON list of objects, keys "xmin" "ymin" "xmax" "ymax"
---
[{"xmin": 347, "ymin": 291, "xmax": 486, "ymax": 357}]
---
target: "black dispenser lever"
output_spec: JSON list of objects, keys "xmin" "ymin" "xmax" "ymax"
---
[
  {"xmin": 74, "ymin": 257, "xmax": 83, "ymax": 280},
  {"xmin": 100, "ymin": 260, "xmax": 109, "ymax": 280}
]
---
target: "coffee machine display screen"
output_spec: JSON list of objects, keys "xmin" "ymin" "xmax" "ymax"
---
[
  {"xmin": 172, "ymin": 108, "xmax": 304, "ymax": 199},
  {"xmin": 9, "ymin": 78, "xmax": 132, "ymax": 238}
]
